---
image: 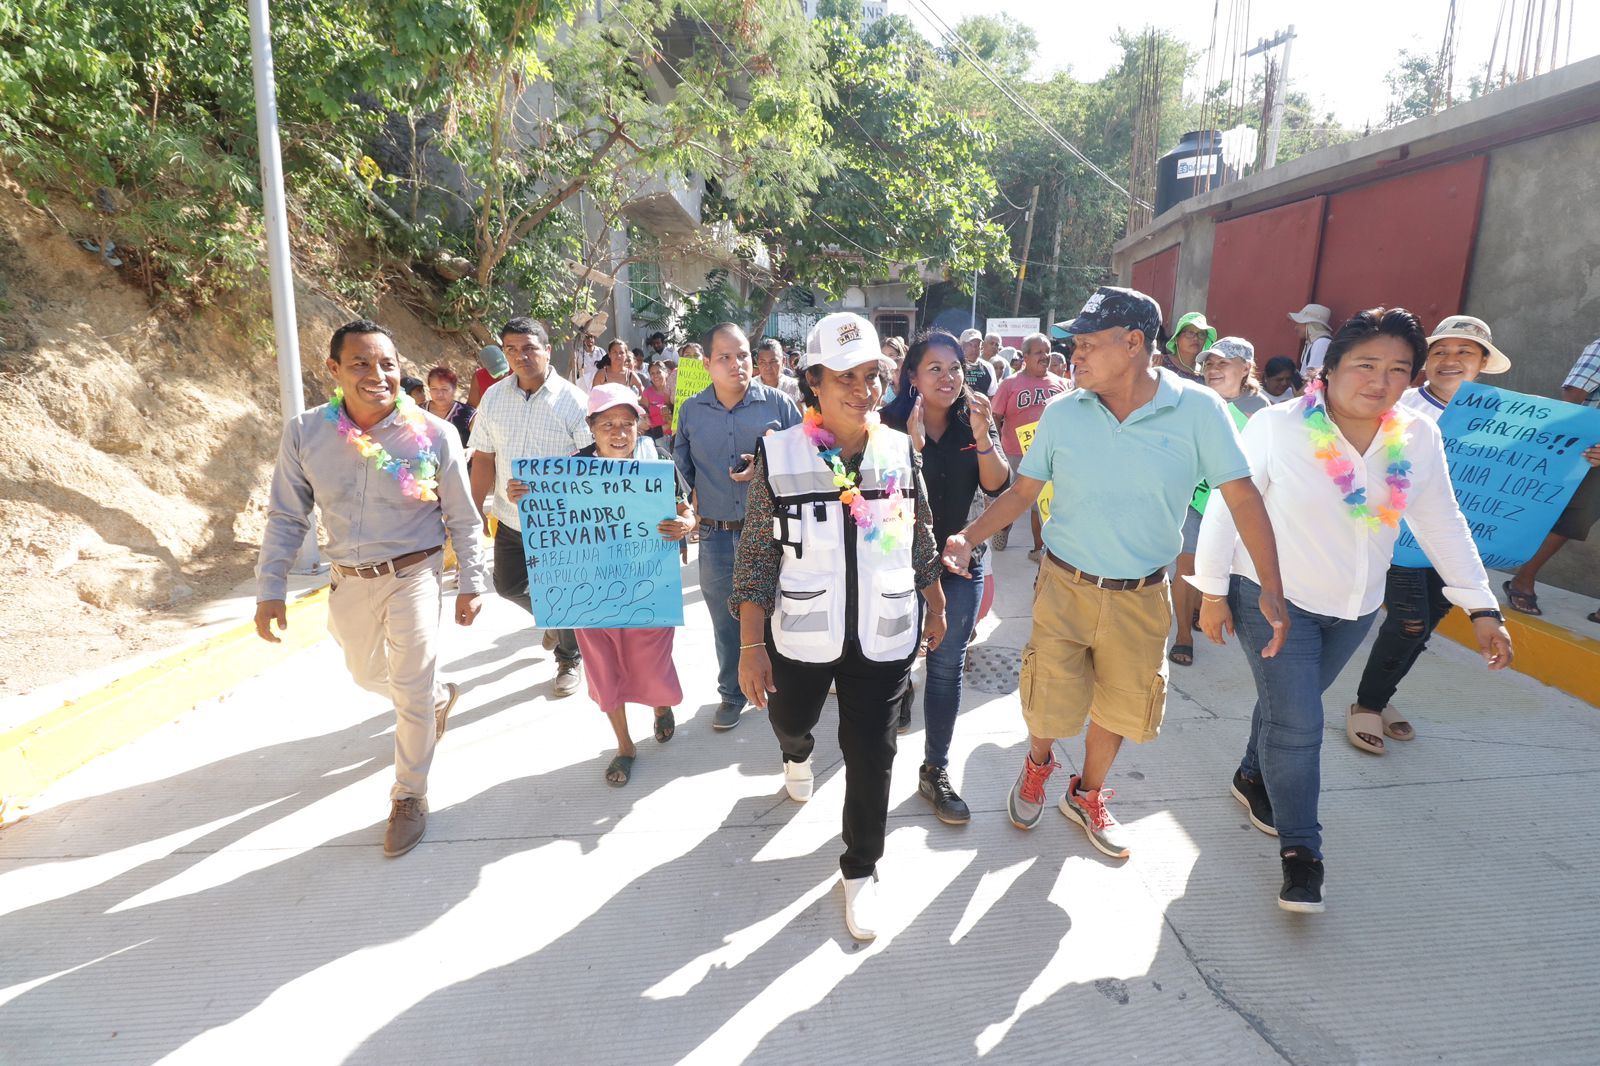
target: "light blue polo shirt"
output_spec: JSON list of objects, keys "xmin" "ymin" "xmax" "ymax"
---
[{"xmin": 1018, "ymin": 368, "xmax": 1252, "ymax": 578}]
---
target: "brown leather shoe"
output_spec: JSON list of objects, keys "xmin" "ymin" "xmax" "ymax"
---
[
  {"xmin": 383, "ymin": 797, "xmax": 428, "ymax": 857},
  {"xmin": 435, "ymin": 682, "xmax": 459, "ymax": 740}
]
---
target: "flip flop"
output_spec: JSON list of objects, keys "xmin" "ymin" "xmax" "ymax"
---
[
  {"xmin": 1380, "ymin": 704, "xmax": 1415, "ymax": 742},
  {"xmin": 1502, "ymin": 580, "xmax": 1542, "ymax": 616},
  {"xmin": 654, "ymin": 707, "xmax": 675, "ymax": 744},
  {"xmin": 1168, "ymin": 644, "xmax": 1194, "ymax": 667},
  {"xmin": 605, "ymin": 754, "xmax": 635, "ymax": 787},
  {"xmin": 1347, "ymin": 705, "xmax": 1385, "ymax": 755}
]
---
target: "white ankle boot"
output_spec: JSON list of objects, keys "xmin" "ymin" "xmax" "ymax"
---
[
  {"xmin": 843, "ymin": 875, "xmax": 879, "ymax": 941},
  {"xmin": 783, "ymin": 758, "xmax": 813, "ymax": 802}
]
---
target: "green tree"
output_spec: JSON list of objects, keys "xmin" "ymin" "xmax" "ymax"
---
[
  {"xmin": 714, "ymin": 19, "xmax": 1009, "ymax": 328},
  {"xmin": 1381, "ymin": 48, "xmax": 1447, "ymax": 128}
]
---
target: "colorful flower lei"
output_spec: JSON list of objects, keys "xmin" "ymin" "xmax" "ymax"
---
[
  {"xmin": 1300, "ymin": 381, "xmax": 1409, "ymax": 530},
  {"xmin": 801, "ymin": 407, "xmax": 913, "ymax": 552},
  {"xmin": 324, "ymin": 388, "xmax": 440, "ymax": 502}
]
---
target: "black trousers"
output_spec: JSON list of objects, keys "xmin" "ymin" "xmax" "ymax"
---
[
  {"xmin": 493, "ymin": 522, "xmax": 579, "ymax": 665},
  {"xmin": 1354, "ymin": 564, "xmax": 1451, "ymax": 711},
  {"xmin": 767, "ymin": 638, "xmax": 911, "ymax": 880}
]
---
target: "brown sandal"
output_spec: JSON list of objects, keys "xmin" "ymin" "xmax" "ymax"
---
[{"xmin": 1347, "ymin": 705, "xmax": 1385, "ymax": 755}]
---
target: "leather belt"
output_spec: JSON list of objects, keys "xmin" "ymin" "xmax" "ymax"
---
[
  {"xmin": 702, "ymin": 519, "xmax": 744, "ymax": 532},
  {"xmin": 1046, "ymin": 551, "xmax": 1165, "ymax": 591},
  {"xmin": 332, "ymin": 545, "xmax": 442, "ymax": 579}
]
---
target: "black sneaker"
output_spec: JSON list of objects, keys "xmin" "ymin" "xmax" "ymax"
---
[
  {"xmin": 919, "ymin": 764, "xmax": 971, "ymax": 825},
  {"xmin": 1230, "ymin": 768, "xmax": 1277, "ymax": 836},
  {"xmin": 1278, "ymin": 848, "xmax": 1325, "ymax": 914}
]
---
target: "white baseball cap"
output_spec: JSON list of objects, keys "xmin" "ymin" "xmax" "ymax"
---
[
  {"xmin": 803, "ymin": 312, "xmax": 882, "ymax": 372},
  {"xmin": 958, "ymin": 328, "xmax": 983, "ymax": 344}
]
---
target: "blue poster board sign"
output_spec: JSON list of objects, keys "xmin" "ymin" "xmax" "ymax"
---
[
  {"xmin": 1393, "ymin": 382, "xmax": 1600, "ymax": 569},
  {"xmin": 512, "ymin": 457, "xmax": 685, "ymax": 628}
]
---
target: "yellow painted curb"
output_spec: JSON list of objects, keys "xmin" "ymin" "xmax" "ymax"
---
[
  {"xmin": 1436, "ymin": 607, "xmax": 1600, "ymax": 707},
  {"xmin": 0, "ymin": 588, "xmax": 330, "ymax": 808}
]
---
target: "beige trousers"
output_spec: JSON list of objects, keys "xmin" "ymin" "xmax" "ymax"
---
[{"xmin": 326, "ymin": 554, "xmax": 447, "ymax": 800}]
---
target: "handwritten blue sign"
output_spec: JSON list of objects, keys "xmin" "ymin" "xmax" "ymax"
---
[
  {"xmin": 1393, "ymin": 382, "xmax": 1600, "ymax": 569},
  {"xmin": 512, "ymin": 457, "xmax": 684, "ymax": 629}
]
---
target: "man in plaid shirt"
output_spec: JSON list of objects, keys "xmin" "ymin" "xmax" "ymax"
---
[
  {"xmin": 1504, "ymin": 337, "xmax": 1600, "ymax": 622},
  {"xmin": 469, "ymin": 317, "xmax": 594, "ymax": 695}
]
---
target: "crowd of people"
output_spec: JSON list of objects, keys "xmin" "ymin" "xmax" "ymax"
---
[{"xmin": 254, "ymin": 283, "xmax": 1600, "ymax": 941}]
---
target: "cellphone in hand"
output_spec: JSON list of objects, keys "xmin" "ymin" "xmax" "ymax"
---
[{"xmin": 730, "ymin": 456, "xmax": 752, "ymax": 475}]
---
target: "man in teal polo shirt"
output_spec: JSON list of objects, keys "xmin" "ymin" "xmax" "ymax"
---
[{"xmin": 942, "ymin": 286, "xmax": 1287, "ymax": 858}]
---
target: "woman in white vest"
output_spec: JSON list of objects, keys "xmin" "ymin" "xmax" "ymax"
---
[{"xmin": 732, "ymin": 311, "xmax": 947, "ymax": 942}]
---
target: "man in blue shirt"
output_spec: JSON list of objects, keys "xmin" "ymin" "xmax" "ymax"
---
[
  {"xmin": 674, "ymin": 322, "xmax": 802, "ymax": 728},
  {"xmin": 943, "ymin": 287, "xmax": 1287, "ymax": 859}
]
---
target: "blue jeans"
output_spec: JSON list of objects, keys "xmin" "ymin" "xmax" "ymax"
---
[
  {"xmin": 922, "ymin": 554, "xmax": 986, "ymax": 769},
  {"xmin": 697, "ymin": 527, "xmax": 743, "ymax": 706},
  {"xmin": 1230, "ymin": 576, "xmax": 1377, "ymax": 858}
]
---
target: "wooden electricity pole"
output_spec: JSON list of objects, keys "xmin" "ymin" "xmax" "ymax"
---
[{"xmin": 1011, "ymin": 184, "xmax": 1040, "ymax": 317}]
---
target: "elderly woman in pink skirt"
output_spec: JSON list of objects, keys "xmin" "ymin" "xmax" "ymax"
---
[{"xmin": 577, "ymin": 384, "xmax": 696, "ymax": 786}]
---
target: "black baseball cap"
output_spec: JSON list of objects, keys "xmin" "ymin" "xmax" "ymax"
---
[{"xmin": 1055, "ymin": 286, "xmax": 1162, "ymax": 343}]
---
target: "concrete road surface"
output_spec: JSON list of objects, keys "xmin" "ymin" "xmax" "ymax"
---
[{"xmin": 2, "ymin": 544, "xmax": 1596, "ymax": 1065}]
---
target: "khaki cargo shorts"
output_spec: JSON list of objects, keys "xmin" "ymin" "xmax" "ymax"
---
[{"xmin": 1018, "ymin": 557, "xmax": 1172, "ymax": 743}]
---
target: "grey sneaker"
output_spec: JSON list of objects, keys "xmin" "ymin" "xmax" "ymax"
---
[
  {"xmin": 1007, "ymin": 752, "xmax": 1059, "ymax": 830},
  {"xmin": 383, "ymin": 797, "xmax": 428, "ymax": 857},
  {"xmin": 434, "ymin": 681, "xmax": 459, "ymax": 740},
  {"xmin": 712, "ymin": 701, "xmax": 745, "ymax": 730},
  {"xmin": 1059, "ymin": 774, "xmax": 1130, "ymax": 859},
  {"xmin": 553, "ymin": 661, "xmax": 581, "ymax": 697}
]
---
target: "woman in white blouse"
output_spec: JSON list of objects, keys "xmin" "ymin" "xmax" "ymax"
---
[{"xmin": 1188, "ymin": 307, "xmax": 1513, "ymax": 915}]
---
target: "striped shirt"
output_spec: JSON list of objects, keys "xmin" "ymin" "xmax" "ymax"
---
[
  {"xmin": 1564, "ymin": 339, "xmax": 1600, "ymax": 407},
  {"xmin": 468, "ymin": 369, "xmax": 592, "ymax": 525}
]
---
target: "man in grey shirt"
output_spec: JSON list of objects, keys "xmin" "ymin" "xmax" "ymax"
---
[
  {"xmin": 673, "ymin": 322, "xmax": 801, "ymax": 729},
  {"xmin": 255, "ymin": 319, "xmax": 488, "ymax": 858}
]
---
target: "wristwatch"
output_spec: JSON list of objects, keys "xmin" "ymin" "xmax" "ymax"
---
[{"xmin": 1469, "ymin": 608, "xmax": 1504, "ymax": 622}]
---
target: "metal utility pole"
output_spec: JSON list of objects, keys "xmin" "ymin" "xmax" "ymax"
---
[
  {"xmin": 249, "ymin": 0, "xmax": 321, "ymax": 572},
  {"xmin": 1011, "ymin": 184, "xmax": 1040, "ymax": 317},
  {"xmin": 1246, "ymin": 25, "xmax": 1296, "ymax": 170}
]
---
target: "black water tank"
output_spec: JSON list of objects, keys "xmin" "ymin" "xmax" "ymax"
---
[{"xmin": 1155, "ymin": 130, "xmax": 1224, "ymax": 217}]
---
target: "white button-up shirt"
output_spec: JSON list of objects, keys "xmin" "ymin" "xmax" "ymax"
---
[
  {"xmin": 1188, "ymin": 395, "xmax": 1497, "ymax": 619},
  {"xmin": 468, "ymin": 370, "xmax": 592, "ymax": 526}
]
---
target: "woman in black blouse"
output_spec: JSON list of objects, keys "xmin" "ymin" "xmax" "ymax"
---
[{"xmin": 881, "ymin": 330, "xmax": 1010, "ymax": 824}]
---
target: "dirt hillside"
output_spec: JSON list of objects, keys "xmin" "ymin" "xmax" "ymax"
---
[{"xmin": 0, "ymin": 185, "xmax": 476, "ymax": 699}]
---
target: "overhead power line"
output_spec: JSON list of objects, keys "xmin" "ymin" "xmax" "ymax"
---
[{"xmin": 905, "ymin": 0, "xmax": 1150, "ymax": 210}]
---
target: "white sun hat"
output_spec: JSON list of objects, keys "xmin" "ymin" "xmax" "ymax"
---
[
  {"xmin": 1287, "ymin": 302, "xmax": 1332, "ymax": 329},
  {"xmin": 1426, "ymin": 314, "xmax": 1511, "ymax": 374}
]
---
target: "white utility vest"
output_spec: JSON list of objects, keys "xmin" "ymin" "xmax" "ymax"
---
[{"xmin": 761, "ymin": 423, "xmax": 920, "ymax": 664}]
